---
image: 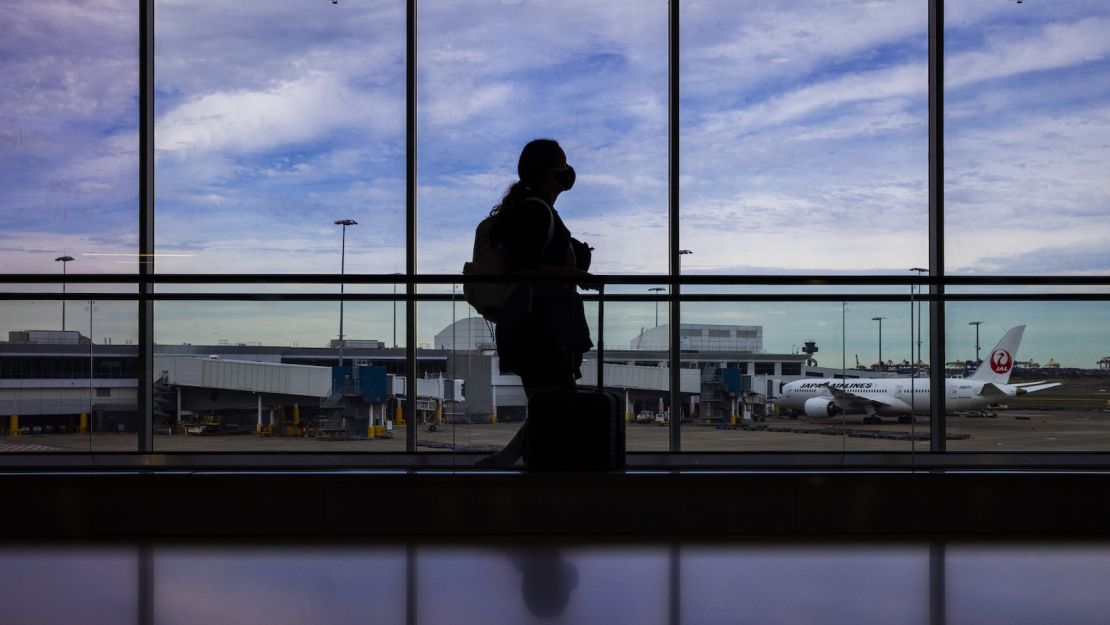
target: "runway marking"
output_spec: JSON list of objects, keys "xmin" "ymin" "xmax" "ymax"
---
[{"xmin": 0, "ymin": 442, "xmax": 59, "ymax": 452}]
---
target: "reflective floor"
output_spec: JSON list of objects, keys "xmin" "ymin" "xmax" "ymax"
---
[{"xmin": 2, "ymin": 541, "xmax": 1109, "ymax": 624}]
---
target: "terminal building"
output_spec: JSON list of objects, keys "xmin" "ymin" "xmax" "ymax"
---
[{"xmin": 3, "ymin": 323, "xmax": 848, "ymax": 434}]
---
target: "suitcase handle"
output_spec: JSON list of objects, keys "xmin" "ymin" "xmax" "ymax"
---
[{"xmin": 596, "ymin": 284, "xmax": 604, "ymax": 390}]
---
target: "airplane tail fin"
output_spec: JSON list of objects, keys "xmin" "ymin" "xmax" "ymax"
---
[{"xmin": 969, "ymin": 325, "xmax": 1025, "ymax": 384}]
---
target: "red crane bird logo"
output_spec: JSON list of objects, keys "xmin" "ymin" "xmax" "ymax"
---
[{"xmin": 990, "ymin": 349, "xmax": 1013, "ymax": 374}]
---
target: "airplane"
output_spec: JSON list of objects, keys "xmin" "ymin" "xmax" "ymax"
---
[{"xmin": 776, "ymin": 325, "xmax": 1061, "ymax": 424}]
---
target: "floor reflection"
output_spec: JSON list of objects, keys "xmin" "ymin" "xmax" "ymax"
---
[{"xmin": 2, "ymin": 542, "xmax": 1109, "ymax": 624}]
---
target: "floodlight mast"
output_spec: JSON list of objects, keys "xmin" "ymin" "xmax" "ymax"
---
[
  {"xmin": 969, "ymin": 321, "xmax": 983, "ymax": 366},
  {"xmin": 648, "ymin": 287, "xmax": 666, "ymax": 327},
  {"xmin": 872, "ymin": 316, "xmax": 887, "ymax": 371},
  {"xmin": 55, "ymin": 256, "xmax": 75, "ymax": 331},
  {"xmin": 910, "ymin": 267, "xmax": 927, "ymax": 375},
  {"xmin": 335, "ymin": 219, "xmax": 358, "ymax": 368}
]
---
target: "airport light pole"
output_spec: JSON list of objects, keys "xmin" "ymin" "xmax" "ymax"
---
[
  {"xmin": 648, "ymin": 287, "xmax": 666, "ymax": 327},
  {"xmin": 872, "ymin": 316, "xmax": 887, "ymax": 371},
  {"xmin": 969, "ymin": 321, "xmax": 983, "ymax": 366},
  {"xmin": 84, "ymin": 300, "xmax": 97, "ymax": 415},
  {"xmin": 335, "ymin": 219, "xmax": 358, "ymax": 368},
  {"xmin": 55, "ymin": 255, "xmax": 74, "ymax": 331},
  {"xmin": 911, "ymin": 267, "xmax": 927, "ymax": 375}
]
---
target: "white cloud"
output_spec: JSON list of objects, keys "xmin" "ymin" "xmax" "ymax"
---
[
  {"xmin": 698, "ymin": 61, "xmax": 925, "ymax": 136},
  {"xmin": 947, "ymin": 16, "xmax": 1110, "ymax": 90},
  {"xmin": 157, "ymin": 72, "xmax": 400, "ymax": 156},
  {"xmin": 681, "ymin": 0, "xmax": 926, "ymax": 99}
]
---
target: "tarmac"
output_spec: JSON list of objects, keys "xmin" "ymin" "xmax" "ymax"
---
[{"xmin": 5, "ymin": 408, "xmax": 1110, "ymax": 454}]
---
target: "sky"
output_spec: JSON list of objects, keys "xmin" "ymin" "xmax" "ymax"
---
[{"xmin": 1, "ymin": 0, "xmax": 1107, "ymax": 364}]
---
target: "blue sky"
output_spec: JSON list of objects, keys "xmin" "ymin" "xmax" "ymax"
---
[{"xmin": 1, "ymin": 0, "xmax": 1107, "ymax": 363}]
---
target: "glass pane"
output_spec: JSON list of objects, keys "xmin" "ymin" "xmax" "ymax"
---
[
  {"xmin": 421, "ymin": 288, "xmax": 587, "ymax": 461},
  {"xmin": 945, "ymin": 1, "xmax": 1110, "ymax": 274},
  {"xmin": 154, "ymin": 0, "xmax": 405, "ymax": 274},
  {"xmin": 596, "ymin": 297, "xmax": 670, "ymax": 452},
  {"xmin": 418, "ymin": 545, "xmax": 667, "ymax": 624},
  {"xmin": 431, "ymin": 282, "xmax": 668, "ymax": 463},
  {"xmin": 944, "ymin": 301, "xmax": 1110, "ymax": 451},
  {"xmin": 948, "ymin": 545, "xmax": 1110, "ymax": 625},
  {"xmin": 683, "ymin": 544, "xmax": 928, "ymax": 624},
  {"xmin": 1, "ymin": 299, "xmax": 138, "ymax": 453},
  {"xmin": 419, "ymin": 296, "xmax": 504, "ymax": 459},
  {"xmin": 418, "ymin": 0, "xmax": 668, "ymax": 274},
  {"xmin": 681, "ymin": 0, "xmax": 928, "ymax": 274},
  {"xmin": 0, "ymin": 0, "xmax": 138, "ymax": 273},
  {"xmin": 681, "ymin": 299, "xmax": 932, "ymax": 452},
  {"xmin": 0, "ymin": 546, "xmax": 137, "ymax": 624},
  {"xmin": 152, "ymin": 299, "xmax": 407, "ymax": 451},
  {"xmin": 154, "ymin": 546, "xmax": 404, "ymax": 625}
]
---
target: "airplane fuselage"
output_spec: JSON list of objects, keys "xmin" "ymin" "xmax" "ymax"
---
[{"xmin": 777, "ymin": 377, "xmax": 1017, "ymax": 418}]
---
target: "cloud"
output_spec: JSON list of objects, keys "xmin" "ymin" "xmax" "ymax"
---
[
  {"xmin": 2, "ymin": 0, "xmax": 1107, "ymax": 287},
  {"xmin": 959, "ymin": 244, "xmax": 1110, "ymax": 276},
  {"xmin": 157, "ymin": 72, "xmax": 401, "ymax": 156},
  {"xmin": 947, "ymin": 16, "xmax": 1110, "ymax": 90}
]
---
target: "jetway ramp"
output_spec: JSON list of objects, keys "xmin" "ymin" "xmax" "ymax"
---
[
  {"xmin": 579, "ymin": 362, "xmax": 700, "ymax": 393},
  {"xmin": 154, "ymin": 356, "xmax": 332, "ymax": 398}
]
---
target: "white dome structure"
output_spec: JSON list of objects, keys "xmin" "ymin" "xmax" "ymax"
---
[{"xmin": 434, "ymin": 317, "xmax": 496, "ymax": 351}]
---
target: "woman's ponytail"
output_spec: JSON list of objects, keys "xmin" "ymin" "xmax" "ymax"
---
[{"xmin": 491, "ymin": 180, "xmax": 529, "ymax": 217}]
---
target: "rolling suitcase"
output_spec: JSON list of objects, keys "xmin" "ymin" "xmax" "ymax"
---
[
  {"xmin": 524, "ymin": 388, "xmax": 625, "ymax": 471},
  {"xmin": 523, "ymin": 285, "xmax": 626, "ymax": 471}
]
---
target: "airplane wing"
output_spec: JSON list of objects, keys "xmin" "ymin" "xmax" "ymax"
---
[
  {"xmin": 1016, "ymin": 382, "xmax": 1062, "ymax": 394},
  {"xmin": 978, "ymin": 382, "xmax": 1012, "ymax": 397},
  {"xmin": 1012, "ymin": 380, "xmax": 1047, "ymax": 387},
  {"xmin": 979, "ymin": 382, "xmax": 1062, "ymax": 396}
]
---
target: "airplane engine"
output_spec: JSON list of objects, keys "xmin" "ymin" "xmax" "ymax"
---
[{"xmin": 804, "ymin": 398, "xmax": 842, "ymax": 419}]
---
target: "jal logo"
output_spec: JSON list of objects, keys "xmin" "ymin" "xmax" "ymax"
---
[{"xmin": 990, "ymin": 349, "xmax": 1013, "ymax": 374}]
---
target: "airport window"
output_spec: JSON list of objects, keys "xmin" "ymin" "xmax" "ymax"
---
[
  {"xmin": 944, "ymin": 0, "xmax": 1110, "ymax": 275},
  {"xmin": 0, "ymin": 0, "xmax": 139, "ymax": 276},
  {"xmin": 153, "ymin": 0, "xmax": 406, "ymax": 275},
  {"xmin": 680, "ymin": 0, "xmax": 928, "ymax": 275},
  {"xmin": 0, "ymin": 1, "xmax": 1107, "ymax": 468}
]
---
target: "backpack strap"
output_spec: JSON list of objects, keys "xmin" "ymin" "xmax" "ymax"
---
[
  {"xmin": 521, "ymin": 197, "xmax": 556, "ymax": 256},
  {"xmin": 517, "ymin": 197, "xmax": 559, "ymax": 314}
]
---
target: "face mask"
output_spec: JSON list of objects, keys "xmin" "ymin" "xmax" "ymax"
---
[{"xmin": 553, "ymin": 165, "xmax": 576, "ymax": 191}]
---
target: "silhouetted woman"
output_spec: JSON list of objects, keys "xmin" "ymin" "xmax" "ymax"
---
[{"xmin": 481, "ymin": 139, "xmax": 594, "ymax": 466}]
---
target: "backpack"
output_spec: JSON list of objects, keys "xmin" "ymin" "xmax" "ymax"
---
[{"xmin": 462, "ymin": 198, "xmax": 554, "ymax": 323}]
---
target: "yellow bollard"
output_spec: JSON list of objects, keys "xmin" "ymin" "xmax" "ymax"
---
[
  {"xmin": 435, "ymin": 400, "xmax": 443, "ymax": 425},
  {"xmin": 367, "ymin": 422, "xmax": 376, "ymax": 439},
  {"xmin": 288, "ymin": 404, "xmax": 301, "ymax": 436},
  {"xmin": 79, "ymin": 412, "xmax": 89, "ymax": 434},
  {"xmin": 395, "ymin": 402, "xmax": 404, "ymax": 426},
  {"xmin": 490, "ymin": 410, "xmax": 497, "ymax": 424},
  {"xmin": 374, "ymin": 424, "xmax": 386, "ymax": 437},
  {"xmin": 625, "ymin": 411, "xmax": 634, "ymax": 422},
  {"xmin": 730, "ymin": 413, "xmax": 738, "ymax": 426},
  {"xmin": 8, "ymin": 414, "xmax": 19, "ymax": 437}
]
